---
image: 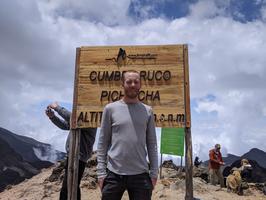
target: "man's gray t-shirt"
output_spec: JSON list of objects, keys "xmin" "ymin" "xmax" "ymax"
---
[{"xmin": 97, "ymin": 100, "xmax": 158, "ymax": 179}]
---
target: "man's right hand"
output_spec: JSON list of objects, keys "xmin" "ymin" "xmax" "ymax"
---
[
  {"xmin": 98, "ymin": 177, "xmax": 105, "ymax": 190},
  {"xmin": 45, "ymin": 108, "xmax": 54, "ymax": 118}
]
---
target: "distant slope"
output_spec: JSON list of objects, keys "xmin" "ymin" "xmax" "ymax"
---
[
  {"xmin": 0, "ymin": 137, "xmax": 42, "ymax": 192},
  {"xmin": 202, "ymin": 148, "xmax": 266, "ymax": 169},
  {"xmin": 0, "ymin": 127, "xmax": 65, "ymax": 163},
  {"xmin": 241, "ymin": 148, "xmax": 266, "ymax": 168},
  {"xmin": 223, "ymin": 153, "xmax": 240, "ymax": 166},
  {"xmin": 0, "ymin": 127, "xmax": 66, "ymax": 192}
]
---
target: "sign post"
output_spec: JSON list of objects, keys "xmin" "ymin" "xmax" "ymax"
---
[{"xmin": 69, "ymin": 44, "xmax": 192, "ymax": 200}]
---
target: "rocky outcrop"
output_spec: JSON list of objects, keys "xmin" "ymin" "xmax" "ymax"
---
[
  {"xmin": 46, "ymin": 152, "xmax": 98, "ymax": 189},
  {"xmin": 223, "ymin": 159, "xmax": 266, "ymax": 183}
]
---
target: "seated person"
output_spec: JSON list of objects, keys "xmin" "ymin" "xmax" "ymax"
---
[
  {"xmin": 239, "ymin": 159, "xmax": 252, "ymax": 182},
  {"xmin": 194, "ymin": 156, "xmax": 202, "ymax": 168}
]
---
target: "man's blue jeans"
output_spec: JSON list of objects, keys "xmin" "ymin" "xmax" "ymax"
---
[{"xmin": 101, "ymin": 171, "xmax": 153, "ymax": 200}]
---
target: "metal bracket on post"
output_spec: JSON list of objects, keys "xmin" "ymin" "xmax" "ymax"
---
[{"xmin": 160, "ymin": 153, "xmax": 163, "ymax": 179}]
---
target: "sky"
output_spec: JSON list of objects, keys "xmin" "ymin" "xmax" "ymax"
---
[{"xmin": 1, "ymin": 0, "xmax": 266, "ymax": 162}]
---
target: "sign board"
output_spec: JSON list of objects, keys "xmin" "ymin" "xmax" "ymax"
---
[
  {"xmin": 160, "ymin": 128, "xmax": 185, "ymax": 156},
  {"xmin": 71, "ymin": 45, "xmax": 190, "ymax": 128}
]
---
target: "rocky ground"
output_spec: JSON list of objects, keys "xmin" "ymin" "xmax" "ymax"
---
[{"xmin": 1, "ymin": 155, "xmax": 266, "ymax": 200}]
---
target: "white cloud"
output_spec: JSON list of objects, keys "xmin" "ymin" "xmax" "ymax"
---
[
  {"xmin": 195, "ymin": 100, "xmax": 223, "ymax": 114},
  {"xmin": 1, "ymin": 0, "xmax": 266, "ymax": 162},
  {"xmin": 255, "ymin": 0, "xmax": 264, "ymax": 5},
  {"xmin": 261, "ymin": 4, "xmax": 266, "ymax": 22},
  {"xmin": 38, "ymin": 0, "xmax": 132, "ymax": 26},
  {"xmin": 188, "ymin": 0, "xmax": 227, "ymax": 20}
]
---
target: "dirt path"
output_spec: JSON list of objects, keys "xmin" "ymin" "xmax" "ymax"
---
[{"xmin": 1, "ymin": 167, "xmax": 265, "ymax": 200}]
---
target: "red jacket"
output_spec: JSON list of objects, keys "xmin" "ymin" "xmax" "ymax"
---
[{"xmin": 209, "ymin": 149, "xmax": 223, "ymax": 169}]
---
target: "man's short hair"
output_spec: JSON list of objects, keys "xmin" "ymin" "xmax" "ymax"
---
[{"xmin": 121, "ymin": 70, "xmax": 140, "ymax": 83}]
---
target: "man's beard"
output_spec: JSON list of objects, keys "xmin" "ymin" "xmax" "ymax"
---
[{"xmin": 125, "ymin": 89, "xmax": 139, "ymax": 99}]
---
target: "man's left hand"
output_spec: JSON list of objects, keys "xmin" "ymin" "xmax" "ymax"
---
[
  {"xmin": 45, "ymin": 108, "xmax": 54, "ymax": 118},
  {"xmin": 48, "ymin": 102, "xmax": 59, "ymax": 109}
]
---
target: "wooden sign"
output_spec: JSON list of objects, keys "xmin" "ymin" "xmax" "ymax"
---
[{"xmin": 71, "ymin": 44, "xmax": 190, "ymax": 128}]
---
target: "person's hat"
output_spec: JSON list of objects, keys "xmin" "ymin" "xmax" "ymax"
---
[
  {"xmin": 215, "ymin": 144, "xmax": 221, "ymax": 149},
  {"xmin": 241, "ymin": 159, "xmax": 249, "ymax": 165}
]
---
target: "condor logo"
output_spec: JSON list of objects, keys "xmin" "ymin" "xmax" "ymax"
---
[
  {"xmin": 105, "ymin": 48, "xmax": 158, "ymax": 67},
  {"xmin": 105, "ymin": 48, "xmax": 127, "ymax": 67}
]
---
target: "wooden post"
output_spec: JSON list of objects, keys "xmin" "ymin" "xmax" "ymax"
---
[
  {"xmin": 185, "ymin": 127, "xmax": 193, "ymax": 200},
  {"xmin": 68, "ymin": 47, "xmax": 81, "ymax": 200},
  {"xmin": 67, "ymin": 129, "xmax": 80, "ymax": 200},
  {"xmin": 72, "ymin": 129, "xmax": 81, "ymax": 200},
  {"xmin": 67, "ymin": 130, "xmax": 75, "ymax": 200},
  {"xmin": 183, "ymin": 44, "xmax": 193, "ymax": 200}
]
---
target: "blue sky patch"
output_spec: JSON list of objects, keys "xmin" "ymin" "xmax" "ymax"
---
[
  {"xmin": 128, "ymin": 0, "xmax": 197, "ymax": 21},
  {"xmin": 128, "ymin": 0, "xmax": 265, "ymax": 23},
  {"xmin": 229, "ymin": 0, "xmax": 265, "ymax": 23}
]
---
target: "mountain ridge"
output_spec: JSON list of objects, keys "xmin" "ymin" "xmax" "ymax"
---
[
  {"xmin": 0, "ymin": 127, "xmax": 65, "ymax": 192},
  {"xmin": 0, "ymin": 127, "xmax": 65, "ymax": 163},
  {"xmin": 202, "ymin": 148, "xmax": 266, "ymax": 168}
]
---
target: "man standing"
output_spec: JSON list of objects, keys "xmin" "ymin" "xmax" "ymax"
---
[
  {"xmin": 209, "ymin": 143, "xmax": 225, "ymax": 187},
  {"xmin": 97, "ymin": 70, "xmax": 158, "ymax": 200},
  {"xmin": 45, "ymin": 102, "xmax": 97, "ymax": 200}
]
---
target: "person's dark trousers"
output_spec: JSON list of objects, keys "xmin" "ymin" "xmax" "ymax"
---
[
  {"xmin": 101, "ymin": 171, "xmax": 153, "ymax": 200},
  {"xmin": 59, "ymin": 158, "xmax": 87, "ymax": 200}
]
